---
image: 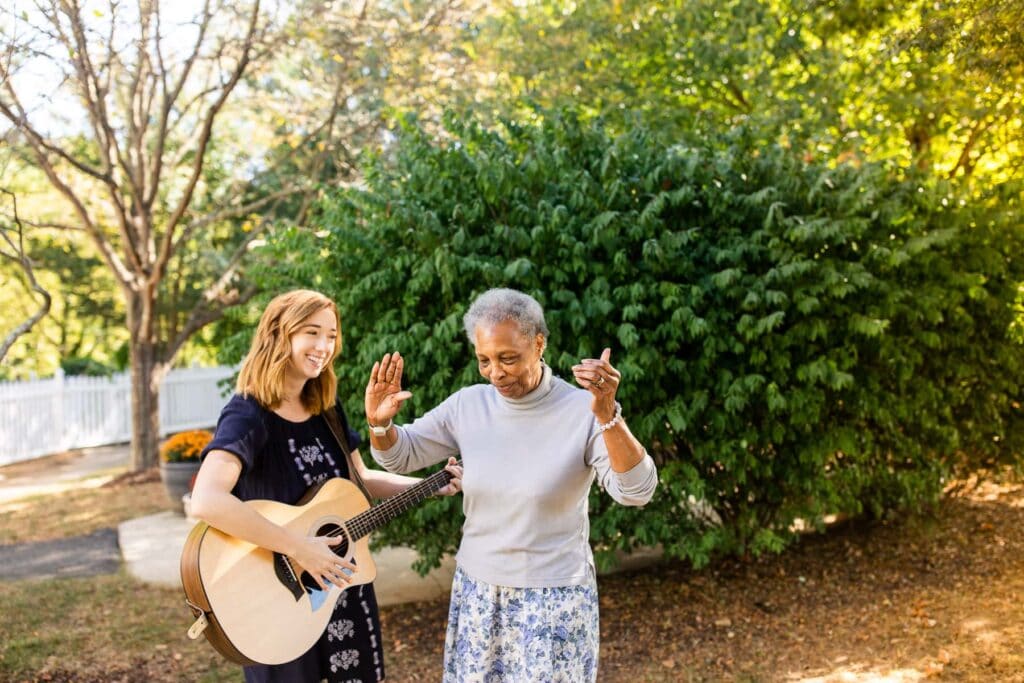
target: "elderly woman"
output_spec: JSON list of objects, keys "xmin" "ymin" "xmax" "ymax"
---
[{"xmin": 364, "ymin": 287, "xmax": 657, "ymax": 682}]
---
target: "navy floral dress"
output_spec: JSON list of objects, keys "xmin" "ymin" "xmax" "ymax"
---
[{"xmin": 202, "ymin": 394, "xmax": 385, "ymax": 683}]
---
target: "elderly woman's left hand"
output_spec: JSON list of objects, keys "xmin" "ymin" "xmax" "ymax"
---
[
  {"xmin": 435, "ymin": 457, "xmax": 464, "ymax": 497},
  {"xmin": 573, "ymin": 347, "xmax": 620, "ymax": 423}
]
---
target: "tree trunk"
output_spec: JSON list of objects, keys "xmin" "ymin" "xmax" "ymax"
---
[{"xmin": 126, "ymin": 291, "xmax": 164, "ymax": 471}]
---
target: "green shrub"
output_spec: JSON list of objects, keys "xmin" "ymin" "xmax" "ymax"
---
[
  {"xmin": 248, "ymin": 111, "xmax": 1024, "ymax": 571},
  {"xmin": 61, "ymin": 357, "xmax": 117, "ymax": 377}
]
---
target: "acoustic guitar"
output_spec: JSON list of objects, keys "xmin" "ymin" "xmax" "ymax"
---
[{"xmin": 180, "ymin": 464, "xmax": 459, "ymax": 665}]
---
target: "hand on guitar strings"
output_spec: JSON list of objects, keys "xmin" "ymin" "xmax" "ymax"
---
[
  {"xmin": 436, "ymin": 457, "xmax": 464, "ymax": 497},
  {"xmin": 291, "ymin": 534, "xmax": 358, "ymax": 591}
]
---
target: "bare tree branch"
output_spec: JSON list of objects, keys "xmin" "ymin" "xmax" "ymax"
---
[
  {"xmin": 0, "ymin": 98, "xmax": 111, "ymax": 183},
  {"xmin": 163, "ymin": 220, "xmax": 269, "ymax": 363},
  {"xmin": 55, "ymin": 1, "xmax": 147, "ymax": 271},
  {"xmin": 164, "ymin": 284, "xmax": 258, "ymax": 364},
  {"xmin": 0, "ymin": 189, "xmax": 52, "ymax": 361},
  {"xmin": 948, "ymin": 117, "xmax": 994, "ymax": 180},
  {"xmin": 125, "ymin": 1, "xmax": 152, "ymax": 209},
  {"xmin": 0, "ymin": 111, "xmax": 134, "ymax": 284},
  {"xmin": 155, "ymin": 0, "xmax": 262, "ymax": 285},
  {"xmin": 19, "ymin": 218, "xmax": 89, "ymax": 232},
  {"xmin": 148, "ymin": 0, "xmax": 213, "ymax": 211},
  {"xmin": 172, "ymin": 184, "xmax": 306, "ymax": 253}
]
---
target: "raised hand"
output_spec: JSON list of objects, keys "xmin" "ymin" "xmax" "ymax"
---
[
  {"xmin": 365, "ymin": 352, "xmax": 412, "ymax": 428},
  {"xmin": 572, "ymin": 347, "xmax": 621, "ymax": 423}
]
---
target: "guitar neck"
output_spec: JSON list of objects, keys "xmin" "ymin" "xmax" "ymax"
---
[{"xmin": 345, "ymin": 461, "xmax": 460, "ymax": 541}]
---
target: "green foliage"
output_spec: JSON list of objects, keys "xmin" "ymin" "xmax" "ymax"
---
[
  {"xmin": 0, "ymin": 218, "xmax": 126, "ymax": 380},
  {"xmin": 474, "ymin": 0, "xmax": 1023, "ymax": 186},
  {"xmin": 60, "ymin": 357, "xmax": 117, "ymax": 377},
  {"xmin": 249, "ymin": 111, "xmax": 1024, "ymax": 570}
]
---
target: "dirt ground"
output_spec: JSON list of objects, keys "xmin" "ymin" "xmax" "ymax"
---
[{"xmin": 379, "ymin": 477, "xmax": 1024, "ymax": 682}]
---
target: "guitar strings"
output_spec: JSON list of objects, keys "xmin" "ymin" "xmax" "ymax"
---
[
  {"xmin": 330, "ymin": 473, "xmax": 444, "ymax": 545},
  {"xmin": 344, "ymin": 467, "xmax": 452, "ymax": 538},
  {"xmin": 323, "ymin": 462, "xmax": 461, "ymax": 553}
]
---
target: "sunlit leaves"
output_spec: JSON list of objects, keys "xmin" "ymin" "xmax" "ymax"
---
[{"xmin": 472, "ymin": 0, "xmax": 1022, "ymax": 187}]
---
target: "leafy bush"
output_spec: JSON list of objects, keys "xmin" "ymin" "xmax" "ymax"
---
[
  {"xmin": 160, "ymin": 430, "xmax": 213, "ymax": 463},
  {"xmin": 61, "ymin": 356, "xmax": 117, "ymax": 377},
  {"xmin": 246, "ymin": 111, "xmax": 1024, "ymax": 571}
]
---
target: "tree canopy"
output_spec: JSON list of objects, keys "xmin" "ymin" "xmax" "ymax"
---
[{"xmin": 469, "ymin": 0, "xmax": 1023, "ymax": 184}]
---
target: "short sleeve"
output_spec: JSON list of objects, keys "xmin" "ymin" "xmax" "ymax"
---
[
  {"xmin": 333, "ymin": 403, "xmax": 362, "ymax": 452},
  {"xmin": 201, "ymin": 394, "xmax": 268, "ymax": 476}
]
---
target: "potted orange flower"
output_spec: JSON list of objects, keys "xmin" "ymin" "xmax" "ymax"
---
[{"xmin": 159, "ymin": 429, "xmax": 211, "ymax": 514}]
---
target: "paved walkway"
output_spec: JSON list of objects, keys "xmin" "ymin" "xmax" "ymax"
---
[
  {"xmin": 0, "ymin": 445, "xmax": 662, "ymax": 604},
  {"xmin": 0, "ymin": 528, "xmax": 120, "ymax": 580},
  {"xmin": 0, "ymin": 444, "xmax": 129, "ymax": 504}
]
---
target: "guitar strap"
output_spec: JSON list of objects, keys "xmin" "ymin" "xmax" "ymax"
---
[{"xmin": 322, "ymin": 405, "xmax": 374, "ymax": 503}]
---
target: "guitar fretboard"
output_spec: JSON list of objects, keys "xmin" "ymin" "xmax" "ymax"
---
[{"xmin": 341, "ymin": 462, "xmax": 460, "ymax": 542}]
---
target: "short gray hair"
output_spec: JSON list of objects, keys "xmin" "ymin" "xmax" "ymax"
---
[{"xmin": 463, "ymin": 288, "xmax": 549, "ymax": 342}]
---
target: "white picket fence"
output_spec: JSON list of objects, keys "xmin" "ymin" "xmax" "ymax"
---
[{"xmin": 0, "ymin": 365, "xmax": 235, "ymax": 466}]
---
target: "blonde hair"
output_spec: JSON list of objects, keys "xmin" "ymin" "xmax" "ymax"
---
[{"xmin": 236, "ymin": 289, "xmax": 341, "ymax": 413}]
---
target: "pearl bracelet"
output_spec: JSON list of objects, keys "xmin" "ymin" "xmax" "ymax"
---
[{"xmin": 596, "ymin": 402, "xmax": 623, "ymax": 433}]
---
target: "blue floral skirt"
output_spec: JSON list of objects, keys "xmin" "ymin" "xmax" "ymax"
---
[{"xmin": 442, "ymin": 565, "xmax": 599, "ymax": 682}]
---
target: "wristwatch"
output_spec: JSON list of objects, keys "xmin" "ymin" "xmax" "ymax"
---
[{"xmin": 369, "ymin": 419, "xmax": 393, "ymax": 437}]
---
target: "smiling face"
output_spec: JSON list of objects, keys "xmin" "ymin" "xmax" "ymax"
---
[
  {"xmin": 473, "ymin": 319, "xmax": 546, "ymax": 399},
  {"xmin": 286, "ymin": 306, "xmax": 339, "ymax": 384}
]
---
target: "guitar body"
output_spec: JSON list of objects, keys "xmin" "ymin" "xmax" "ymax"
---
[{"xmin": 180, "ymin": 477, "xmax": 376, "ymax": 666}]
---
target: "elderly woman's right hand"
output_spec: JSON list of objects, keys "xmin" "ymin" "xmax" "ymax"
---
[{"xmin": 365, "ymin": 352, "xmax": 413, "ymax": 428}]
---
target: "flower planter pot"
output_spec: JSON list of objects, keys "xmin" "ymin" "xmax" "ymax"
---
[{"xmin": 159, "ymin": 461, "xmax": 202, "ymax": 514}]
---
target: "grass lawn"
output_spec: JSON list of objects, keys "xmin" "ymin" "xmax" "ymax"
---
[
  {"xmin": 0, "ymin": 571, "xmax": 237, "ymax": 682},
  {"xmin": 2, "ymin": 455, "xmax": 1024, "ymax": 682}
]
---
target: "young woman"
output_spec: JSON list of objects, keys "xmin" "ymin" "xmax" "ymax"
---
[
  {"xmin": 190, "ymin": 289, "xmax": 461, "ymax": 682},
  {"xmin": 365, "ymin": 287, "xmax": 657, "ymax": 682}
]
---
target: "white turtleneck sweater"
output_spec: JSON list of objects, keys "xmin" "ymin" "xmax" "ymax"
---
[{"xmin": 370, "ymin": 365, "xmax": 658, "ymax": 588}]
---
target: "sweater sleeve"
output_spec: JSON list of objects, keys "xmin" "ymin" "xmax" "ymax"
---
[
  {"xmin": 585, "ymin": 430, "xmax": 658, "ymax": 507},
  {"xmin": 370, "ymin": 393, "xmax": 461, "ymax": 474}
]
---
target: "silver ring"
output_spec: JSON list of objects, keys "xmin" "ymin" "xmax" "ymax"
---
[{"xmin": 596, "ymin": 376, "xmax": 605, "ymax": 386}]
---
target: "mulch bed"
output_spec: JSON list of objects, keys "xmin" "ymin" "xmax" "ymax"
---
[{"xmin": 381, "ymin": 478, "xmax": 1024, "ymax": 682}]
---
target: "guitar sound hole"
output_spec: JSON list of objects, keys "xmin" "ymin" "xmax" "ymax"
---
[
  {"xmin": 318, "ymin": 523, "xmax": 350, "ymax": 558},
  {"xmin": 299, "ymin": 523, "xmax": 353, "ymax": 593}
]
